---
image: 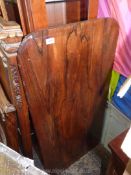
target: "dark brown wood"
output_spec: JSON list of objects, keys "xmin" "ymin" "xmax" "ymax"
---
[
  {"xmin": 106, "ymin": 130, "xmax": 129, "ymax": 175},
  {"xmin": 0, "ymin": 84, "xmax": 19, "ymax": 152},
  {"xmin": 18, "ymin": 18, "xmax": 119, "ymax": 169},
  {"xmin": 0, "ymin": 112, "xmax": 19, "ymax": 152},
  {"xmin": 80, "ymin": 0, "xmax": 89, "ymax": 20},
  {"xmin": 88, "ymin": 0, "xmax": 98, "ymax": 19},
  {"xmin": 0, "ymin": 58, "xmax": 32, "ymax": 158},
  {"xmin": 0, "ymin": 18, "xmax": 32, "ymax": 158},
  {"xmin": 5, "ymin": 0, "xmax": 21, "ymax": 24},
  {"xmin": 66, "ymin": 0, "xmax": 80, "ymax": 23},
  {"xmin": 0, "ymin": 57, "xmax": 32, "ymax": 158},
  {"xmin": 8, "ymin": 56, "xmax": 33, "ymax": 158},
  {"xmin": 17, "ymin": 0, "xmax": 48, "ymax": 34}
]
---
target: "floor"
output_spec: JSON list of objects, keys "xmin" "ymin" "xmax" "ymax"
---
[{"xmin": 34, "ymin": 144, "xmax": 110, "ymax": 175}]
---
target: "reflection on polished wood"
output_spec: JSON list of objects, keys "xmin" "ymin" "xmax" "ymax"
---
[{"xmin": 18, "ymin": 18, "xmax": 119, "ymax": 169}]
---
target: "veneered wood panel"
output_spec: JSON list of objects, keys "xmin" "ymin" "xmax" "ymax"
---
[{"xmin": 18, "ymin": 19, "xmax": 119, "ymax": 169}]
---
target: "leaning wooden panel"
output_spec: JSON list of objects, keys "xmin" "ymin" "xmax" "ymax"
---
[{"xmin": 18, "ymin": 18, "xmax": 119, "ymax": 169}]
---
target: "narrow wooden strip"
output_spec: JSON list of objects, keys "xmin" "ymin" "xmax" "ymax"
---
[
  {"xmin": 88, "ymin": 0, "xmax": 98, "ymax": 19},
  {"xmin": 0, "ymin": 0, "xmax": 8, "ymax": 21}
]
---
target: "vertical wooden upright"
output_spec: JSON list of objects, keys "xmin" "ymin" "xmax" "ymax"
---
[
  {"xmin": 0, "ymin": 17, "xmax": 32, "ymax": 158},
  {"xmin": 17, "ymin": 0, "xmax": 48, "ymax": 34},
  {"xmin": 88, "ymin": 0, "xmax": 98, "ymax": 19},
  {"xmin": 66, "ymin": 0, "xmax": 81, "ymax": 23},
  {"xmin": 80, "ymin": 0, "xmax": 88, "ymax": 20}
]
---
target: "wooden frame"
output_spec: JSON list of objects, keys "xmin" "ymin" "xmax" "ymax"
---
[
  {"xmin": 0, "ymin": 18, "xmax": 32, "ymax": 158},
  {"xmin": 17, "ymin": 18, "xmax": 119, "ymax": 169},
  {"xmin": 17, "ymin": 0, "xmax": 48, "ymax": 34},
  {"xmin": 16, "ymin": 0, "xmax": 98, "ymax": 34}
]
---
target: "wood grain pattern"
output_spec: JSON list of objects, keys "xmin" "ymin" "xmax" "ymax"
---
[
  {"xmin": 18, "ymin": 18, "xmax": 119, "ymax": 169},
  {"xmin": 17, "ymin": 0, "xmax": 48, "ymax": 34},
  {"xmin": 46, "ymin": 2, "xmax": 66, "ymax": 27}
]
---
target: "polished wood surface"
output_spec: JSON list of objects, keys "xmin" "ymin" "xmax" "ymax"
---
[
  {"xmin": 18, "ymin": 18, "xmax": 118, "ymax": 169},
  {"xmin": 17, "ymin": 0, "xmax": 48, "ymax": 34},
  {"xmin": 107, "ymin": 130, "xmax": 129, "ymax": 175}
]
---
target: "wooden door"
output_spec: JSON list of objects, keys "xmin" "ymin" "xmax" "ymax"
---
[{"xmin": 17, "ymin": 18, "xmax": 119, "ymax": 169}]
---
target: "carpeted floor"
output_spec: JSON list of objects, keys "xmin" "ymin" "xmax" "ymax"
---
[{"xmin": 34, "ymin": 144, "xmax": 110, "ymax": 175}]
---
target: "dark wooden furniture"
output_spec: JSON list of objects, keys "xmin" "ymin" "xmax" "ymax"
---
[
  {"xmin": 16, "ymin": 0, "xmax": 98, "ymax": 33},
  {"xmin": 17, "ymin": 18, "xmax": 119, "ymax": 169},
  {"xmin": 0, "ymin": 17, "xmax": 32, "ymax": 158},
  {"xmin": 5, "ymin": 0, "xmax": 21, "ymax": 24},
  {"xmin": 107, "ymin": 130, "xmax": 129, "ymax": 175},
  {"xmin": 17, "ymin": 0, "xmax": 48, "ymax": 34},
  {"xmin": 0, "ymin": 83, "xmax": 19, "ymax": 152},
  {"xmin": 0, "ymin": 1, "xmax": 109, "ymax": 167}
]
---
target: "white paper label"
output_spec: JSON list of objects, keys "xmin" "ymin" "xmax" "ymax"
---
[{"xmin": 46, "ymin": 37, "xmax": 55, "ymax": 45}]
